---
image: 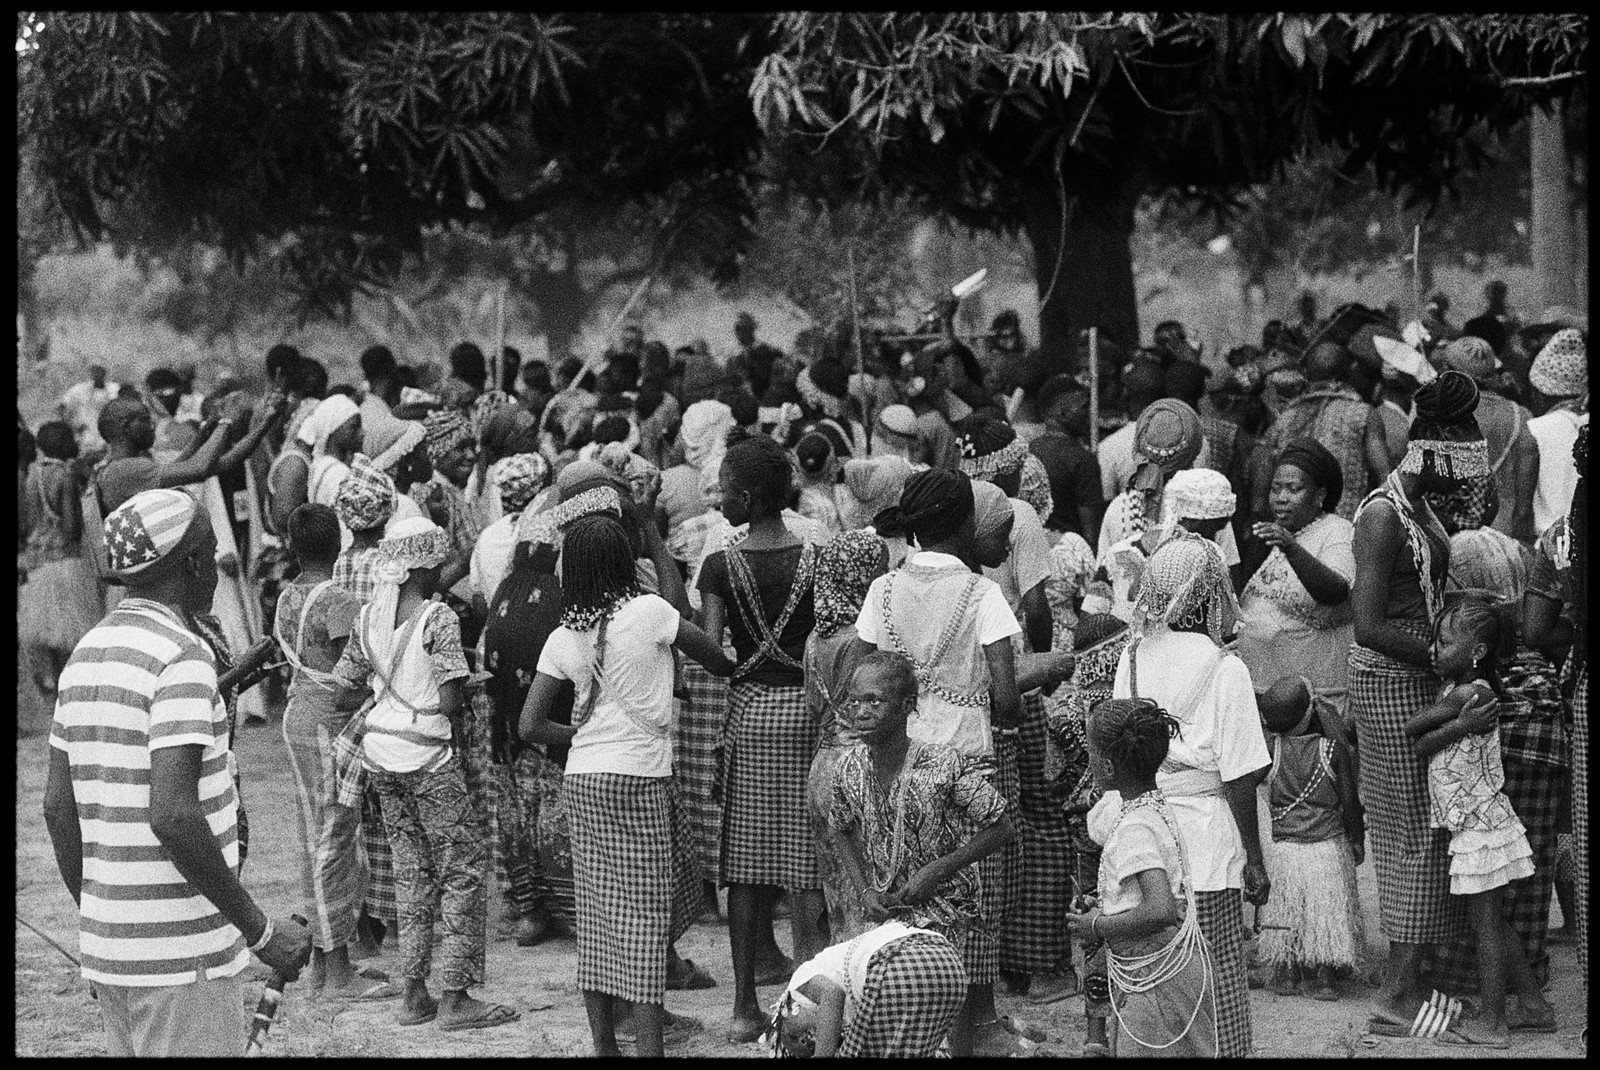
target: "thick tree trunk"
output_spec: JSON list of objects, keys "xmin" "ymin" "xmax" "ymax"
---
[
  {"xmin": 1020, "ymin": 176, "xmax": 1143, "ymax": 374},
  {"xmin": 1530, "ymin": 103, "xmax": 1575, "ymax": 310}
]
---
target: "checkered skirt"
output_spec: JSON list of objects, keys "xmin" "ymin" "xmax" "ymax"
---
[
  {"xmin": 1348, "ymin": 640, "xmax": 1459, "ymax": 944},
  {"xmin": 1573, "ymin": 666, "xmax": 1589, "ymax": 977},
  {"xmin": 676, "ymin": 661, "xmax": 728, "ymax": 882},
  {"xmin": 1002, "ymin": 693, "xmax": 1073, "ymax": 974},
  {"xmin": 1193, "ymin": 889, "xmax": 1250, "ymax": 1058},
  {"xmin": 838, "ymin": 932, "xmax": 968, "ymax": 1058},
  {"xmin": 361, "ymin": 784, "xmax": 398, "ymax": 923},
  {"xmin": 564, "ymin": 773, "xmax": 676, "ymax": 1003},
  {"xmin": 718, "ymin": 682, "xmax": 818, "ymax": 889}
]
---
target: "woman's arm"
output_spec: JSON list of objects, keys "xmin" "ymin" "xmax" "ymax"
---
[
  {"xmin": 1015, "ymin": 650, "xmax": 1076, "ymax": 693},
  {"xmin": 697, "ymin": 590, "xmax": 727, "ymax": 645},
  {"xmin": 674, "ymin": 618, "xmax": 735, "ymax": 677},
  {"xmin": 1411, "ymin": 690, "xmax": 1498, "ymax": 759},
  {"xmin": 895, "ymin": 816, "xmax": 1015, "ymax": 908},
  {"xmin": 1330, "ymin": 738, "xmax": 1365, "ymax": 865},
  {"xmin": 983, "ymin": 638, "xmax": 1022, "ymax": 729},
  {"xmin": 1067, "ymin": 868, "xmax": 1180, "ymax": 944},
  {"xmin": 1522, "ymin": 591, "xmax": 1573, "ymax": 652},
  {"xmin": 1350, "ymin": 503, "xmax": 1432, "ymax": 667},
  {"xmin": 643, "ymin": 516, "xmax": 691, "ymax": 617},
  {"xmin": 1403, "ymin": 698, "xmax": 1462, "ymax": 740},
  {"xmin": 1019, "ymin": 581, "xmax": 1052, "ymax": 657},
  {"xmin": 808, "ymin": 980, "xmax": 848, "ymax": 1059},
  {"xmin": 437, "ymin": 678, "xmax": 464, "ymax": 719},
  {"xmin": 519, "ymin": 671, "xmax": 578, "ymax": 747},
  {"xmin": 1281, "ymin": 538, "xmax": 1350, "ymax": 606}
]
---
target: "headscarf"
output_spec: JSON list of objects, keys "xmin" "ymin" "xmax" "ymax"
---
[
  {"xmin": 812, "ymin": 529, "xmax": 889, "ymax": 637},
  {"xmin": 335, "ymin": 453, "xmax": 398, "ymax": 533},
  {"xmin": 471, "ymin": 389, "xmax": 517, "ymax": 440},
  {"xmin": 680, "ymin": 400, "xmax": 737, "ymax": 469},
  {"xmin": 423, "ymin": 409, "xmax": 474, "ymax": 466},
  {"xmin": 514, "ymin": 475, "xmax": 626, "ymax": 548},
  {"xmin": 1276, "ymin": 437, "xmax": 1342, "ymax": 514},
  {"xmin": 103, "ymin": 488, "xmax": 199, "ymax": 576},
  {"xmin": 1132, "ymin": 531, "xmax": 1240, "ymax": 645},
  {"xmin": 295, "ymin": 393, "xmax": 360, "ymax": 456},
  {"xmin": 875, "ymin": 468, "xmax": 974, "ymax": 548},
  {"xmin": 367, "ymin": 517, "xmax": 455, "ymax": 650},
  {"xmin": 972, "ymin": 478, "xmax": 1013, "ymax": 540},
  {"xmin": 958, "ymin": 415, "xmax": 1029, "ymax": 479},
  {"xmin": 1529, "ymin": 328, "xmax": 1587, "ymax": 399},
  {"xmin": 369, "ymin": 420, "xmax": 426, "ymax": 474},
  {"xmin": 841, "ymin": 457, "xmax": 911, "ymax": 528},
  {"xmin": 1019, "ymin": 452, "xmax": 1054, "ymax": 522},
  {"xmin": 488, "ymin": 453, "xmax": 551, "ymax": 514},
  {"xmin": 1133, "ymin": 399, "xmax": 1204, "ymax": 476},
  {"xmin": 1408, "ymin": 370, "xmax": 1491, "ymax": 532},
  {"xmin": 596, "ymin": 442, "xmax": 661, "ymax": 505},
  {"xmin": 1437, "ymin": 336, "xmax": 1499, "ymax": 382},
  {"xmin": 1159, "ymin": 468, "xmax": 1236, "ymax": 545},
  {"xmin": 875, "ymin": 404, "xmax": 919, "ymax": 440}
]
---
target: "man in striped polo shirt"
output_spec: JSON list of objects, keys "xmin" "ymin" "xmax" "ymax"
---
[{"xmin": 44, "ymin": 488, "xmax": 311, "ymax": 1056}]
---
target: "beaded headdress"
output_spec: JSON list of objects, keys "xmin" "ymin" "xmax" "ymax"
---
[{"xmin": 1131, "ymin": 531, "xmax": 1239, "ymax": 644}]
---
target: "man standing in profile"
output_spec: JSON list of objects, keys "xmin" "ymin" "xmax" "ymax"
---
[{"xmin": 44, "ymin": 488, "xmax": 310, "ymax": 1056}]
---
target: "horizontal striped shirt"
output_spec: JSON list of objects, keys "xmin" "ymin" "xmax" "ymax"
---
[{"xmin": 49, "ymin": 598, "xmax": 249, "ymax": 987}]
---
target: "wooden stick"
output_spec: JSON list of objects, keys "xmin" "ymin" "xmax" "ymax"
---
[
  {"xmin": 492, "ymin": 280, "xmax": 507, "ymax": 392},
  {"xmin": 1412, "ymin": 224, "xmax": 1422, "ymax": 320},
  {"xmin": 1088, "ymin": 326, "xmax": 1100, "ymax": 450}
]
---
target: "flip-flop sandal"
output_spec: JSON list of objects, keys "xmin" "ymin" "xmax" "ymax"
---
[
  {"xmin": 438, "ymin": 1003, "xmax": 520, "ymax": 1032},
  {"xmin": 336, "ymin": 979, "xmax": 403, "ymax": 1002},
  {"xmin": 666, "ymin": 957, "xmax": 717, "ymax": 991},
  {"xmin": 1435, "ymin": 1023, "xmax": 1510, "ymax": 1049},
  {"xmin": 397, "ymin": 1007, "xmax": 438, "ymax": 1027},
  {"xmin": 1365, "ymin": 990, "xmax": 1462, "ymax": 1039}
]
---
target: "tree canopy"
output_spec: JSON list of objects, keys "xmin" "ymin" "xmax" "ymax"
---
[
  {"xmin": 18, "ymin": 12, "xmax": 771, "ymax": 320},
  {"xmin": 753, "ymin": 13, "xmax": 1587, "ymax": 360}
]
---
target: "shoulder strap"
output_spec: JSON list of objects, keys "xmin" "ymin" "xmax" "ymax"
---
[
  {"xmin": 729, "ymin": 542, "xmax": 815, "ymax": 679},
  {"xmin": 363, "ymin": 601, "xmax": 443, "ymax": 720},
  {"xmin": 1488, "ymin": 405, "xmax": 1525, "ymax": 476},
  {"xmin": 275, "ymin": 580, "xmax": 340, "ymax": 687}
]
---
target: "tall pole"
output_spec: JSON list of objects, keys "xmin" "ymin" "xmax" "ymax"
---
[
  {"xmin": 1411, "ymin": 224, "xmax": 1422, "ymax": 320},
  {"xmin": 848, "ymin": 244, "xmax": 871, "ymax": 454},
  {"xmin": 1088, "ymin": 326, "xmax": 1101, "ymax": 450},
  {"xmin": 491, "ymin": 280, "xmax": 507, "ymax": 393}
]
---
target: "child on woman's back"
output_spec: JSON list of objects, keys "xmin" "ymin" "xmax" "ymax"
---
[
  {"xmin": 1255, "ymin": 676, "xmax": 1364, "ymax": 1001},
  {"xmin": 1404, "ymin": 591, "xmax": 1556, "ymax": 1047}
]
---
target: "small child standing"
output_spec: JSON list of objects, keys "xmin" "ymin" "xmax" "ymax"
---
[
  {"xmin": 1066, "ymin": 698, "xmax": 1217, "ymax": 1059},
  {"xmin": 1404, "ymin": 592, "xmax": 1557, "ymax": 1047},
  {"xmin": 1255, "ymin": 676, "xmax": 1365, "ymax": 1001},
  {"xmin": 330, "ymin": 516, "xmax": 516, "ymax": 1033},
  {"xmin": 519, "ymin": 514, "xmax": 734, "ymax": 1057}
]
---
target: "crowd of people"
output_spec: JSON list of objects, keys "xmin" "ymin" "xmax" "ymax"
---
[{"xmin": 24, "ymin": 286, "xmax": 1589, "ymax": 1057}]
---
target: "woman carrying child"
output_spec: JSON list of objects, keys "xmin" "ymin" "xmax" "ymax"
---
[
  {"xmin": 1066, "ymin": 698, "xmax": 1219, "ymax": 1058},
  {"xmin": 1402, "ymin": 591, "xmax": 1556, "ymax": 1047},
  {"xmin": 329, "ymin": 516, "xmax": 516, "ymax": 1032},
  {"xmin": 519, "ymin": 514, "xmax": 735, "ymax": 1057}
]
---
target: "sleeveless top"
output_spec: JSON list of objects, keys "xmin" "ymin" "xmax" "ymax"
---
[{"xmin": 1267, "ymin": 733, "xmax": 1343, "ymax": 844}]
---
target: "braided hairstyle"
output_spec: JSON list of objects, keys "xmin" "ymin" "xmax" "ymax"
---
[
  {"xmin": 558, "ymin": 514, "xmax": 641, "ymax": 631},
  {"xmin": 1432, "ymin": 591, "xmax": 1516, "ymax": 699},
  {"xmin": 1088, "ymin": 698, "xmax": 1179, "ymax": 782},
  {"xmin": 722, "ymin": 427, "xmax": 793, "ymax": 517},
  {"xmin": 1572, "ymin": 425, "xmax": 1588, "ymax": 668}
]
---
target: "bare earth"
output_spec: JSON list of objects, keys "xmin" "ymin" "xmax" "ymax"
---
[{"xmin": 13, "ymin": 708, "xmax": 1587, "ymax": 1059}]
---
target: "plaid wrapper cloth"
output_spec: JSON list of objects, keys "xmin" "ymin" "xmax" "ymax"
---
[
  {"xmin": 1427, "ymin": 652, "xmax": 1568, "ymax": 993},
  {"xmin": 1002, "ymin": 692, "xmax": 1074, "ymax": 975},
  {"xmin": 362, "ymin": 784, "xmax": 399, "ymax": 924},
  {"xmin": 838, "ymin": 932, "xmax": 968, "ymax": 1058},
  {"xmin": 370, "ymin": 758, "xmax": 488, "ymax": 990},
  {"xmin": 982, "ymin": 730, "xmax": 1023, "ymax": 938},
  {"xmin": 1193, "ymin": 890, "xmax": 1251, "ymax": 1058},
  {"xmin": 675, "ymin": 660, "xmax": 728, "ymax": 882},
  {"xmin": 1573, "ymin": 667, "xmax": 1589, "ymax": 977},
  {"xmin": 718, "ymin": 682, "xmax": 819, "ymax": 889},
  {"xmin": 1348, "ymin": 636, "xmax": 1461, "ymax": 944},
  {"xmin": 565, "ymin": 773, "xmax": 677, "ymax": 1004}
]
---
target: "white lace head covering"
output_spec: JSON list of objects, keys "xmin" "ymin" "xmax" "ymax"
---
[
  {"xmin": 1157, "ymin": 467, "xmax": 1237, "ymax": 544},
  {"xmin": 1132, "ymin": 530, "xmax": 1240, "ymax": 645},
  {"xmin": 368, "ymin": 517, "xmax": 453, "ymax": 636}
]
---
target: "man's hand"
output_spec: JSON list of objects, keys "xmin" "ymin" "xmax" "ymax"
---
[
  {"xmin": 254, "ymin": 915, "xmax": 313, "ymax": 980},
  {"xmin": 1242, "ymin": 860, "xmax": 1271, "ymax": 907}
]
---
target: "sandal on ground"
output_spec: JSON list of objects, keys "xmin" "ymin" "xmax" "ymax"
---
[
  {"xmin": 397, "ymin": 1005, "xmax": 438, "ymax": 1027},
  {"xmin": 1366, "ymin": 990, "xmax": 1462, "ymax": 1038},
  {"xmin": 334, "ymin": 979, "xmax": 403, "ymax": 1002},
  {"xmin": 666, "ymin": 957, "xmax": 717, "ymax": 990},
  {"xmin": 1434, "ymin": 1020, "xmax": 1510, "ymax": 1049},
  {"xmin": 438, "ymin": 1002, "xmax": 520, "ymax": 1032},
  {"xmin": 618, "ymin": 1009, "xmax": 703, "ymax": 1046}
]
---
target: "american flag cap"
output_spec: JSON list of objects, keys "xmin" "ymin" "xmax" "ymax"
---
[{"xmin": 104, "ymin": 489, "xmax": 199, "ymax": 575}]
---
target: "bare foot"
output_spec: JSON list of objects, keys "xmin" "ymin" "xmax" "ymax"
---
[{"xmin": 724, "ymin": 1013, "xmax": 767, "ymax": 1044}]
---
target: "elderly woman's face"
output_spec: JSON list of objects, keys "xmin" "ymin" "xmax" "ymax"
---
[{"xmin": 1269, "ymin": 464, "xmax": 1322, "ymax": 531}]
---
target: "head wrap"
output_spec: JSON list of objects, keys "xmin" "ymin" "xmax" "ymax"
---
[
  {"xmin": 958, "ymin": 415, "xmax": 1029, "ymax": 479},
  {"xmin": 1448, "ymin": 526, "xmax": 1530, "ymax": 606},
  {"xmin": 597, "ymin": 442, "xmax": 661, "ymax": 505},
  {"xmin": 875, "ymin": 404, "xmax": 919, "ymax": 439},
  {"xmin": 489, "ymin": 453, "xmax": 551, "ymax": 514},
  {"xmin": 1071, "ymin": 612, "xmax": 1132, "ymax": 690},
  {"xmin": 1372, "ymin": 335, "xmax": 1437, "ymax": 385},
  {"xmin": 1162, "ymin": 468, "xmax": 1236, "ymax": 523},
  {"xmin": 813, "ymin": 529, "xmax": 888, "ymax": 638},
  {"xmin": 796, "ymin": 364, "xmax": 848, "ymax": 421},
  {"xmin": 1529, "ymin": 328, "xmax": 1588, "ymax": 398},
  {"xmin": 1275, "ymin": 437, "xmax": 1342, "ymax": 514},
  {"xmin": 335, "ymin": 453, "xmax": 398, "ymax": 533},
  {"xmin": 1132, "ymin": 531, "xmax": 1240, "ymax": 645},
  {"xmin": 1132, "ymin": 399, "xmax": 1204, "ymax": 476},
  {"xmin": 680, "ymin": 400, "xmax": 737, "ymax": 469},
  {"xmin": 1019, "ymin": 452, "xmax": 1054, "ymax": 523},
  {"xmin": 296, "ymin": 393, "xmax": 360, "ymax": 455},
  {"xmin": 423, "ymin": 408, "xmax": 474, "ymax": 466},
  {"xmin": 972, "ymin": 479, "xmax": 1013, "ymax": 540},
  {"xmin": 1405, "ymin": 372, "xmax": 1489, "ymax": 512},
  {"xmin": 840, "ymin": 457, "xmax": 911, "ymax": 529},
  {"xmin": 366, "ymin": 517, "xmax": 455, "ymax": 642},
  {"xmin": 876, "ymin": 468, "xmax": 974, "ymax": 548},
  {"xmin": 103, "ymin": 488, "xmax": 200, "ymax": 576},
  {"xmin": 515, "ymin": 477, "xmax": 626, "ymax": 548},
  {"xmin": 1438, "ymin": 336, "xmax": 1500, "ymax": 381},
  {"xmin": 369, "ymin": 419, "xmax": 426, "ymax": 474}
]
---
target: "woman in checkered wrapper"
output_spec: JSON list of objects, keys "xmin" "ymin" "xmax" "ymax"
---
[{"xmin": 519, "ymin": 514, "xmax": 734, "ymax": 1057}]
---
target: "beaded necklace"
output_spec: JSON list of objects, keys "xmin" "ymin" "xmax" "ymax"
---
[{"xmin": 880, "ymin": 560, "xmax": 987, "ymax": 708}]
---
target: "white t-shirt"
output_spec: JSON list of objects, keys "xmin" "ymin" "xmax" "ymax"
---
[
  {"xmin": 1111, "ymin": 628, "xmax": 1270, "ymax": 891},
  {"xmin": 855, "ymin": 550, "xmax": 1021, "ymax": 758},
  {"xmin": 1088, "ymin": 793, "xmax": 1186, "ymax": 917},
  {"xmin": 536, "ymin": 593, "xmax": 681, "ymax": 778},
  {"xmin": 1528, "ymin": 407, "xmax": 1588, "ymax": 536},
  {"xmin": 983, "ymin": 498, "xmax": 1055, "ymax": 629},
  {"xmin": 470, "ymin": 513, "xmax": 520, "ymax": 606},
  {"xmin": 1097, "ymin": 422, "xmax": 1139, "ymax": 503}
]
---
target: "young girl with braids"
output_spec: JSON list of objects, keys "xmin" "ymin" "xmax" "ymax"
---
[
  {"xmin": 697, "ymin": 429, "xmax": 825, "ymax": 1042},
  {"xmin": 519, "ymin": 514, "xmax": 734, "ymax": 1057},
  {"xmin": 1065, "ymin": 698, "xmax": 1218, "ymax": 1058},
  {"xmin": 1402, "ymin": 592, "xmax": 1555, "ymax": 1047}
]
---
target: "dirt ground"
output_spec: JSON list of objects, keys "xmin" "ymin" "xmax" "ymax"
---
[{"xmin": 13, "ymin": 705, "xmax": 1588, "ymax": 1059}]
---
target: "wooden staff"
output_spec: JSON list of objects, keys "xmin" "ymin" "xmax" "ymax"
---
[
  {"xmin": 1088, "ymin": 326, "xmax": 1101, "ymax": 450},
  {"xmin": 1411, "ymin": 224, "xmax": 1422, "ymax": 320},
  {"xmin": 491, "ymin": 280, "xmax": 507, "ymax": 392}
]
